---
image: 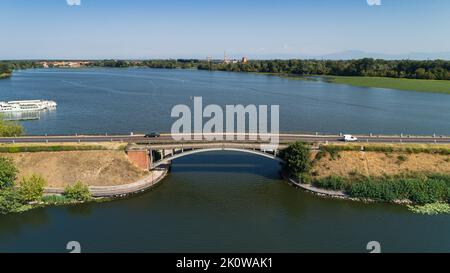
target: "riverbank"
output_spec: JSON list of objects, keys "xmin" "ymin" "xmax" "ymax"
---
[
  {"xmin": 284, "ymin": 171, "xmax": 450, "ymax": 215},
  {"xmin": 44, "ymin": 167, "xmax": 168, "ymax": 197},
  {"xmin": 0, "ymin": 167, "xmax": 168, "ymax": 215},
  {"xmin": 280, "ymin": 142, "xmax": 450, "ymax": 213},
  {"xmin": 2, "ymin": 149, "xmax": 148, "ymax": 188},
  {"xmin": 311, "ymin": 145, "xmax": 450, "ymax": 178},
  {"xmin": 0, "ymin": 144, "xmax": 170, "ymax": 214},
  {"xmin": 258, "ymin": 73, "xmax": 450, "ymax": 94},
  {"xmin": 325, "ymin": 76, "xmax": 450, "ymax": 94}
]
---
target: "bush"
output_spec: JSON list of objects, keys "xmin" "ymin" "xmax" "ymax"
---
[
  {"xmin": 19, "ymin": 174, "xmax": 46, "ymax": 202},
  {"xmin": 0, "ymin": 115, "xmax": 24, "ymax": 137},
  {"xmin": 313, "ymin": 176, "xmax": 348, "ymax": 191},
  {"xmin": 0, "ymin": 156, "xmax": 18, "ymax": 189},
  {"xmin": 406, "ymin": 178, "xmax": 448, "ymax": 204},
  {"xmin": 347, "ymin": 178, "xmax": 399, "ymax": 202},
  {"xmin": 0, "ymin": 145, "xmax": 106, "ymax": 153},
  {"xmin": 280, "ymin": 142, "xmax": 311, "ymax": 175},
  {"xmin": 396, "ymin": 155, "xmax": 408, "ymax": 164},
  {"xmin": 0, "ymin": 188, "xmax": 26, "ymax": 214},
  {"xmin": 41, "ymin": 194, "xmax": 71, "ymax": 204},
  {"xmin": 314, "ymin": 174, "xmax": 450, "ymax": 204},
  {"xmin": 297, "ymin": 173, "xmax": 312, "ymax": 184},
  {"xmin": 63, "ymin": 181, "xmax": 92, "ymax": 201}
]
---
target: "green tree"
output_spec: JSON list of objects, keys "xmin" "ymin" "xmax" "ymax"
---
[
  {"xmin": 280, "ymin": 141, "xmax": 312, "ymax": 175},
  {"xmin": 0, "ymin": 63, "xmax": 12, "ymax": 74},
  {"xmin": 0, "ymin": 157, "xmax": 18, "ymax": 189},
  {"xmin": 19, "ymin": 174, "xmax": 47, "ymax": 202},
  {"xmin": 0, "ymin": 188, "xmax": 25, "ymax": 214},
  {"xmin": 63, "ymin": 181, "xmax": 92, "ymax": 201},
  {"xmin": 0, "ymin": 115, "xmax": 24, "ymax": 137}
]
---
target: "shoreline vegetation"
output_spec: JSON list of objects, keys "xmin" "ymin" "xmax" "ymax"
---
[
  {"xmin": 0, "ymin": 145, "xmax": 168, "ymax": 214},
  {"xmin": 0, "ymin": 145, "xmax": 149, "ymax": 214},
  {"xmin": 280, "ymin": 141, "xmax": 450, "ymax": 214},
  {"xmin": 0, "ymin": 154, "xmax": 91, "ymax": 215},
  {"xmin": 0, "ymin": 72, "xmax": 11, "ymax": 79},
  {"xmin": 1, "ymin": 58, "xmax": 450, "ymax": 93},
  {"xmin": 1, "ymin": 140, "xmax": 450, "ymax": 214},
  {"xmin": 325, "ymin": 76, "xmax": 450, "ymax": 94},
  {"xmin": 0, "ymin": 114, "xmax": 24, "ymax": 137}
]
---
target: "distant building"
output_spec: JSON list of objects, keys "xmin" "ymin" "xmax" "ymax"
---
[
  {"xmin": 39, "ymin": 61, "xmax": 89, "ymax": 68},
  {"xmin": 223, "ymin": 51, "xmax": 230, "ymax": 64},
  {"xmin": 241, "ymin": 57, "xmax": 248, "ymax": 64}
]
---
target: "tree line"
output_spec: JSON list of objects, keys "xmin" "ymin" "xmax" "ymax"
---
[
  {"xmin": 86, "ymin": 58, "xmax": 450, "ymax": 80},
  {"xmin": 2, "ymin": 58, "xmax": 450, "ymax": 80}
]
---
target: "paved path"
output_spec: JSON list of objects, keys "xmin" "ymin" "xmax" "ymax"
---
[
  {"xmin": 44, "ymin": 167, "xmax": 168, "ymax": 197},
  {"xmin": 282, "ymin": 172, "xmax": 348, "ymax": 198}
]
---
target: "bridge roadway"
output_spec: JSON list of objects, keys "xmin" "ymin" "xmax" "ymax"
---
[{"xmin": 1, "ymin": 133, "xmax": 450, "ymax": 144}]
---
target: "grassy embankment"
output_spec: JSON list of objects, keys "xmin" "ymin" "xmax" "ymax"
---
[
  {"xmin": 326, "ymin": 76, "xmax": 450, "ymax": 94},
  {"xmin": 0, "ymin": 142, "xmax": 144, "ymax": 188},
  {"xmin": 0, "ymin": 142, "xmax": 149, "ymax": 214},
  {"xmin": 281, "ymin": 142, "xmax": 450, "ymax": 214}
]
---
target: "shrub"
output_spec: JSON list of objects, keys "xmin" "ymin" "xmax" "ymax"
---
[
  {"xmin": 347, "ymin": 179, "xmax": 393, "ymax": 201},
  {"xmin": 0, "ymin": 156, "xmax": 18, "ymax": 189},
  {"xmin": 280, "ymin": 142, "xmax": 311, "ymax": 175},
  {"xmin": 19, "ymin": 174, "xmax": 47, "ymax": 202},
  {"xmin": 313, "ymin": 176, "xmax": 348, "ymax": 191},
  {"xmin": 314, "ymin": 150, "xmax": 326, "ymax": 162},
  {"xmin": 328, "ymin": 175, "xmax": 450, "ymax": 204},
  {"xmin": 63, "ymin": 181, "xmax": 92, "ymax": 201},
  {"xmin": 0, "ymin": 145, "xmax": 106, "ymax": 153},
  {"xmin": 406, "ymin": 178, "xmax": 448, "ymax": 204},
  {"xmin": 0, "ymin": 116, "xmax": 24, "ymax": 137},
  {"xmin": 41, "ymin": 194, "xmax": 71, "ymax": 204},
  {"xmin": 364, "ymin": 146, "xmax": 394, "ymax": 153},
  {"xmin": 0, "ymin": 188, "xmax": 26, "ymax": 214},
  {"xmin": 396, "ymin": 155, "xmax": 408, "ymax": 164},
  {"xmin": 297, "ymin": 173, "xmax": 312, "ymax": 184}
]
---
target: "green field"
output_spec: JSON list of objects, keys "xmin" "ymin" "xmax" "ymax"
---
[{"xmin": 327, "ymin": 76, "xmax": 450, "ymax": 94}]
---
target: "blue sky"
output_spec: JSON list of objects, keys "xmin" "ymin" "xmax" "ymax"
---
[{"xmin": 1, "ymin": 0, "xmax": 450, "ymax": 59}]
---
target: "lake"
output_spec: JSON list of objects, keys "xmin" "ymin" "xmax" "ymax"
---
[
  {"xmin": 0, "ymin": 68, "xmax": 449, "ymax": 252},
  {"xmin": 1, "ymin": 68, "xmax": 450, "ymax": 135}
]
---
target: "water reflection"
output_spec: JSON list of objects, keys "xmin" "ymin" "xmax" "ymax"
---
[
  {"xmin": 2, "ymin": 111, "xmax": 41, "ymax": 121},
  {"xmin": 0, "ymin": 208, "xmax": 50, "ymax": 241}
]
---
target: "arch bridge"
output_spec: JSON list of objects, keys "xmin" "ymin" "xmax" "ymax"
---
[{"xmin": 125, "ymin": 141, "xmax": 288, "ymax": 170}]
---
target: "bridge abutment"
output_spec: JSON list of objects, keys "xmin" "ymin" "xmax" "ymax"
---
[{"xmin": 126, "ymin": 150, "xmax": 151, "ymax": 170}]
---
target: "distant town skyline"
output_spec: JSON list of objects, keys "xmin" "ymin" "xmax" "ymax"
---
[{"xmin": 1, "ymin": 0, "xmax": 450, "ymax": 59}]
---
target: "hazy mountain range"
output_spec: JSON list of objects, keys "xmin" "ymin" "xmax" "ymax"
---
[{"xmin": 241, "ymin": 50, "xmax": 450, "ymax": 60}]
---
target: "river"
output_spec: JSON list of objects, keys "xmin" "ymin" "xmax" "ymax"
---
[{"xmin": 0, "ymin": 68, "xmax": 449, "ymax": 252}]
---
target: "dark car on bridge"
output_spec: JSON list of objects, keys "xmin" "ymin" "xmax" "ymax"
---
[{"xmin": 144, "ymin": 132, "xmax": 160, "ymax": 138}]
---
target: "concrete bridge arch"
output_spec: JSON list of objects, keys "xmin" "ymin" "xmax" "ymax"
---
[{"xmin": 125, "ymin": 142, "xmax": 286, "ymax": 170}]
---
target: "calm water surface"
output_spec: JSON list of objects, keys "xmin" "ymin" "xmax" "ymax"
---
[
  {"xmin": 1, "ymin": 68, "xmax": 450, "ymax": 135},
  {"xmin": 0, "ymin": 68, "xmax": 449, "ymax": 252},
  {"xmin": 1, "ymin": 152, "xmax": 449, "ymax": 253}
]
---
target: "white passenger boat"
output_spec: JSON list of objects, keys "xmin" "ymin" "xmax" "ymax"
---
[{"xmin": 0, "ymin": 100, "xmax": 57, "ymax": 113}]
